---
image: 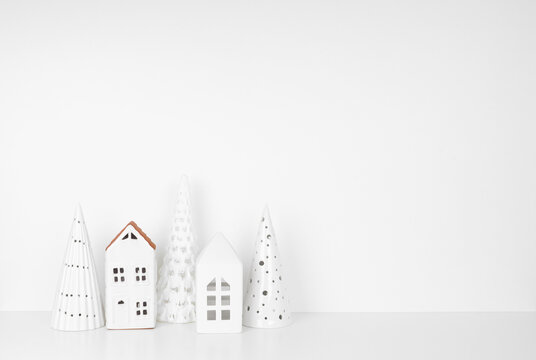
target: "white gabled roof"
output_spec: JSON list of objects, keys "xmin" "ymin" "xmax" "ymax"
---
[{"xmin": 197, "ymin": 233, "xmax": 241, "ymax": 266}]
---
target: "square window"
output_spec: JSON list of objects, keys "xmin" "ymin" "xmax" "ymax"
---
[
  {"xmin": 207, "ymin": 310, "xmax": 216, "ymax": 321},
  {"xmin": 142, "ymin": 268, "xmax": 146, "ymax": 273},
  {"xmin": 207, "ymin": 296, "xmax": 216, "ymax": 306},
  {"xmin": 143, "ymin": 301, "xmax": 147, "ymax": 307},
  {"xmin": 221, "ymin": 295, "xmax": 230, "ymax": 306},
  {"xmin": 114, "ymin": 277, "xmax": 118, "ymax": 282},
  {"xmin": 142, "ymin": 275, "xmax": 146, "ymax": 281},
  {"xmin": 221, "ymin": 310, "xmax": 230, "ymax": 320},
  {"xmin": 143, "ymin": 310, "xmax": 147, "ymax": 315},
  {"xmin": 113, "ymin": 268, "xmax": 118, "ymax": 274},
  {"xmin": 136, "ymin": 302, "xmax": 140, "ymax": 308},
  {"xmin": 136, "ymin": 310, "xmax": 140, "ymax": 316},
  {"xmin": 136, "ymin": 267, "xmax": 139, "ymax": 273},
  {"xmin": 136, "ymin": 276, "xmax": 140, "ymax": 281},
  {"xmin": 119, "ymin": 268, "xmax": 124, "ymax": 273},
  {"xmin": 120, "ymin": 276, "xmax": 125, "ymax": 282}
]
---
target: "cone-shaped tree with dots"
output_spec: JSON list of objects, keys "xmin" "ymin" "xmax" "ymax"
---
[
  {"xmin": 243, "ymin": 206, "xmax": 291, "ymax": 328},
  {"xmin": 157, "ymin": 176, "xmax": 197, "ymax": 323},
  {"xmin": 51, "ymin": 205, "xmax": 105, "ymax": 331}
]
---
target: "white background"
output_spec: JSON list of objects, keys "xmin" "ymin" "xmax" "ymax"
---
[{"xmin": 0, "ymin": 0, "xmax": 535, "ymax": 312}]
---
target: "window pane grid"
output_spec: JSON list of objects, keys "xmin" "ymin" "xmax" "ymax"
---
[
  {"xmin": 206, "ymin": 277, "xmax": 231, "ymax": 321},
  {"xmin": 112, "ymin": 268, "xmax": 125, "ymax": 283},
  {"xmin": 135, "ymin": 267, "xmax": 148, "ymax": 283}
]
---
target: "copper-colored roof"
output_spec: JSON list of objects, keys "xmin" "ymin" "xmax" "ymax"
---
[{"xmin": 105, "ymin": 221, "xmax": 156, "ymax": 251}]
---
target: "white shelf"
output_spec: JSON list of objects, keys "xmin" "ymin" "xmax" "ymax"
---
[{"xmin": 1, "ymin": 312, "xmax": 535, "ymax": 359}]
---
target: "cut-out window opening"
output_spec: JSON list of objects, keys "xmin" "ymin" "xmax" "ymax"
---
[
  {"xmin": 135, "ymin": 301, "xmax": 149, "ymax": 316},
  {"xmin": 122, "ymin": 232, "xmax": 138, "ymax": 240},
  {"xmin": 207, "ymin": 278, "xmax": 216, "ymax": 292},
  {"xmin": 135, "ymin": 267, "xmax": 148, "ymax": 282},
  {"xmin": 205, "ymin": 278, "xmax": 231, "ymax": 321},
  {"xmin": 221, "ymin": 278, "xmax": 230, "ymax": 291},
  {"xmin": 113, "ymin": 268, "xmax": 125, "ymax": 282}
]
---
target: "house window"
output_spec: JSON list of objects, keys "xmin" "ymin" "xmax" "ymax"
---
[
  {"xmin": 113, "ymin": 267, "xmax": 125, "ymax": 283},
  {"xmin": 122, "ymin": 232, "xmax": 138, "ymax": 240},
  {"xmin": 221, "ymin": 279, "xmax": 230, "ymax": 291},
  {"xmin": 135, "ymin": 267, "xmax": 147, "ymax": 282},
  {"xmin": 136, "ymin": 301, "xmax": 148, "ymax": 316},
  {"xmin": 206, "ymin": 277, "xmax": 231, "ymax": 321},
  {"xmin": 207, "ymin": 278, "xmax": 216, "ymax": 291}
]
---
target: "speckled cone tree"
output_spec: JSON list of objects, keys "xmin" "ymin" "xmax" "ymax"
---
[
  {"xmin": 51, "ymin": 205, "xmax": 105, "ymax": 331},
  {"xmin": 156, "ymin": 176, "xmax": 197, "ymax": 323},
  {"xmin": 243, "ymin": 207, "xmax": 291, "ymax": 328}
]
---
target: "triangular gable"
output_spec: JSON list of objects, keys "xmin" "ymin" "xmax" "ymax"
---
[
  {"xmin": 105, "ymin": 221, "xmax": 156, "ymax": 251},
  {"xmin": 197, "ymin": 233, "xmax": 241, "ymax": 266}
]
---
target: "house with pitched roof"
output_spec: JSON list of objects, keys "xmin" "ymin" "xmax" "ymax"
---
[
  {"xmin": 196, "ymin": 233, "xmax": 243, "ymax": 333},
  {"xmin": 105, "ymin": 221, "xmax": 156, "ymax": 329}
]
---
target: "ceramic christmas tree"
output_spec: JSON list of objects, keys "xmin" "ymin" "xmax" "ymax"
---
[
  {"xmin": 51, "ymin": 205, "xmax": 105, "ymax": 331},
  {"xmin": 105, "ymin": 221, "xmax": 157, "ymax": 329},
  {"xmin": 243, "ymin": 206, "xmax": 291, "ymax": 328},
  {"xmin": 156, "ymin": 176, "xmax": 197, "ymax": 323},
  {"xmin": 196, "ymin": 233, "xmax": 243, "ymax": 333}
]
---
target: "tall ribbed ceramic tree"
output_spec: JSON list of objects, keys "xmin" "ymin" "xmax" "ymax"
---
[
  {"xmin": 157, "ymin": 176, "xmax": 197, "ymax": 323},
  {"xmin": 243, "ymin": 206, "xmax": 291, "ymax": 328},
  {"xmin": 51, "ymin": 205, "xmax": 105, "ymax": 331}
]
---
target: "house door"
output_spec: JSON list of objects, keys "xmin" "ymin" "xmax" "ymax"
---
[{"xmin": 114, "ymin": 297, "xmax": 129, "ymax": 326}]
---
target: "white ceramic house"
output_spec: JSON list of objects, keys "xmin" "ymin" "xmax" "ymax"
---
[
  {"xmin": 196, "ymin": 233, "xmax": 243, "ymax": 333},
  {"xmin": 105, "ymin": 221, "xmax": 157, "ymax": 329}
]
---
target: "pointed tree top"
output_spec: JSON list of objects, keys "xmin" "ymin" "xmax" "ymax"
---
[
  {"xmin": 74, "ymin": 203, "xmax": 85, "ymax": 223},
  {"xmin": 260, "ymin": 205, "xmax": 275, "ymax": 236},
  {"xmin": 178, "ymin": 175, "xmax": 190, "ymax": 193},
  {"xmin": 262, "ymin": 204, "xmax": 271, "ymax": 218}
]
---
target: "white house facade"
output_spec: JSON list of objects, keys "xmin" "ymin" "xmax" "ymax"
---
[
  {"xmin": 196, "ymin": 233, "xmax": 243, "ymax": 333},
  {"xmin": 105, "ymin": 221, "xmax": 156, "ymax": 329}
]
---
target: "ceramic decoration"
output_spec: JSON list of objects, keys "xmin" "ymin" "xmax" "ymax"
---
[
  {"xmin": 157, "ymin": 176, "xmax": 197, "ymax": 323},
  {"xmin": 105, "ymin": 221, "xmax": 157, "ymax": 329},
  {"xmin": 243, "ymin": 207, "xmax": 291, "ymax": 328},
  {"xmin": 51, "ymin": 205, "xmax": 105, "ymax": 331},
  {"xmin": 196, "ymin": 233, "xmax": 243, "ymax": 333}
]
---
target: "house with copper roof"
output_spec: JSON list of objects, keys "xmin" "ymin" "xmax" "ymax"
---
[{"xmin": 105, "ymin": 221, "xmax": 157, "ymax": 329}]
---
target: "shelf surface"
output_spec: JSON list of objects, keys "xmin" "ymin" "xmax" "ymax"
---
[{"xmin": 1, "ymin": 311, "xmax": 535, "ymax": 359}]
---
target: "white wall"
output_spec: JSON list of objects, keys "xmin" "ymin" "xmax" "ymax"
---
[{"xmin": 1, "ymin": 0, "xmax": 535, "ymax": 312}]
